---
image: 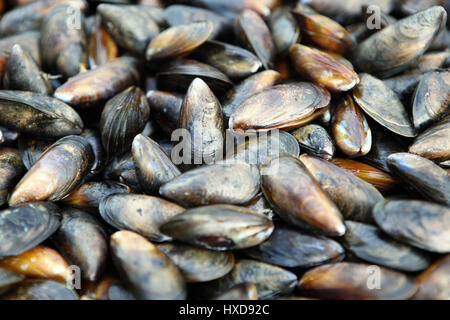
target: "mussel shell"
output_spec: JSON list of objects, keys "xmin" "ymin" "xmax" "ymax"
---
[
  {"xmin": 1, "ymin": 279, "xmax": 79, "ymax": 300},
  {"xmin": 54, "ymin": 56, "xmax": 140, "ymax": 107},
  {"xmin": 40, "ymin": 3, "xmax": 88, "ymax": 78},
  {"xmin": 407, "ymin": 51, "xmax": 450, "ymax": 75},
  {"xmin": 412, "ymin": 70, "xmax": 449, "ymax": 131},
  {"xmin": 157, "ymin": 243, "xmax": 234, "ymax": 283},
  {"xmin": 0, "ymin": 31, "xmax": 41, "ymax": 78},
  {"xmin": 374, "ymin": 200, "xmax": 450, "ymax": 253},
  {"xmin": 100, "ymin": 86, "xmax": 150, "ymax": 158},
  {"xmin": 213, "ymin": 282, "xmax": 258, "ymax": 300},
  {"xmin": 299, "ymin": 154, "xmax": 383, "ymax": 222},
  {"xmin": 269, "ymin": 7, "xmax": 300, "ymax": 57},
  {"xmin": 261, "ymin": 155, "xmax": 346, "ymax": 237},
  {"xmin": 383, "ymin": 73, "xmax": 422, "ymax": 102},
  {"xmin": 289, "ymin": 44, "xmax": 359, "ymax": 92},
  {"xmin": 0, "ymin": 0, "xmax": 87, "ymax": 37},
  {"xmin": 2, "ymin": 44, "xmax": 52, "ymax": 95},
  {"xmin": 9, "ymin": 135, "xmax": 94, "ymax": 206},
  {"xmin": 343, "ymin": 221, "xmax": 432, "ymax": 272},
  {"xmin": 353, "ymin": 73, "xmax": 416, "ymax": 137},
  {"xmin": 156, "ymin": 59, "xmax": 233, "ymax": 94},
  {"xmin": 222, "ymin": 70, "xmax": 281, "ymax": 120},
  {"xmin": 103, "ymin": 152, "xmax": 140, "ymax": 191},
  {"xmin": 386, "ymin": 153, "xmax": 450, "ymax": 206},
  {"xmin": 160, "ymin": 205, "xmax": 274, "ymax": 251},
  {"xmin": 62, "ymin": 181, "xmax": 130, "ymax": 210},
  {"xmin": 244, "ymin": 226, "xmax": 344, "ymax": 268},
  {"xmin": 178, "ymin": 77, "xmax": 224, "ymax": 165},
  {"xmin": 97, "ymin": 4, "xmax": 160, "ymax": 55},
  {"xmin": 0, "ymin": 90, "xmax": 83, "ymax": 138},
  {"xmin": 292, "ymin": 7, "xmax": 353, "ymax": 53},
  {"xmin": 146, "ymin": 90, "xmax": 183, "ymax": 134},
  {"xmin": 361, "ymin": 124, "xmax": 406, "ymax": 172},
  {"xmin": 234, "ymin": 9, "xmax": 276, "ymax": 70},
  {"xmin": 0, "ymin": 245, "xmax": 70, "ymax": 282},
  {"xmin": 300, "ymin": 0, "xmax": 395, "ymax": 25},
  {"xmin": 413, "ymin": 254, "xmax": 450, "ymax": 300},
  {"xmin": 80, "ymin": 275, "xmax": 136, "ymax": 300},
  {"xmin": 353, "ymin": 6, "xmax": 447, "ymax": 78},
  {"xmin": 0, "ymin": 268, "xmax": 24, "ymax": 295},
  {"xmin": 298, "ymin": 262, "xmax": 417, "ymax": 300},
  {"xmin": 193, "ymin": 40, "xmax": 262, "ymax": 80},
  {"xmin": 164, "ymin": 5, "xmax": 228, "ymax": 40},
  {"xmin": 52, "ymin": 208, "xmax": 108, "ymax": 282},
  {"xmin": 88, "ymin": 15, "xmax": 119, "ymax": 69},
  {"xmin": 291, "ymin": 124, "xmax": 334, "ymax": 160},
  {"xmin": 409, "ymin": 115, "xmax": 450, "ymax": 162},
  {"xmin": 18, "ymin": 136, "xmax": 54, "ymax": 170},
  {"xmin": 146, "ymin": 21, "xmax": 213, "ymax": 61},
  {"xmin": 132, "ymin": 134, "xmax": 180, "ymax": 195},
  {"xmin": 99, "ymin": 193, "xmax": 185, "ymax": 242},
  {"xmin": 332, "ymin": 95, "xmax": 372, "ymax": 158},
  {"xmin": 160, "ymin": 162, "xmax": 260, "ymax": 207},
  {"xmin": 200, "ymin": 259, "xmax": 297, "ymax": 299},
  {"xmin": 80, "ymin": 128, "xmax": 105, "ymax": 175},
  {"xmin": 187, "ymin": 0, "xmax": 270, "ymax": 18},
  {"xmin": 229, "ymin": 82, "xmax": 330, "ymax": 131},
  {"xmin": 226, "ymin": 131, "xmax": 300, "ymax": 167},
  {"xmin": 330, "ymin": 158, "xmax": 397, "ymax": 193},
  {"xmin": 0, "ymin": 202, "xmax": 60, "ymax": 259},
  {"xmin": 0, "ymin": 148, "xmax": 24, "ymax": 206},
  {"xmin": 110, "ymin": 230, "xmax": 186, "ymax": 300}
]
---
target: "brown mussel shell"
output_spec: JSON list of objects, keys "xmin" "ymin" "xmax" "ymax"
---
[
  {"xmin": 298, "ymin": 262, "xmax": 417, "ymax": 300},
  {"xmin": 222, "ymin": 70, "xmax": 281, "ymax": 120},
  {"xmin": 229, "ymin": 82, "xmax": 330, "ymax": 131},
  {"xmin": 299, "ymin": 154, "xmax": 383, "ymax": 223},
  {"xmin": 413, "ymin": 254, "xmax": 450, "ymax": 300},
  {"xmin": 353, "ymin": 6, "xmax": 447, "ymax": 78},
  {"xmin": 18, "ymin": 137, "xmax": 55, "ymax": 170},
  {"xmin": 0, "ymin": 148, "xmax": 24, "ymax": 206},
  {"xmin": 213, "ymin": 282, "xmax": 258, "ymax": 300},
  {"xmin": 146, "ymin": 21, "xmax": 213, "ymax": 61},
  {"xmin": 332, "ymin": 95, "xmax": 372, "ymax": 158},
  {"xmin": 110, "ymin": 230, "xmax": 186, "ymax": 300},
  {"xmin": 353, "ymin": 73, "xmax": 417, "ymax": 137},
  {"xmin": 235, "ymin": 9, "xmax": 276, "ymax": 70},
  {"xmin": 160, "ymin": 205, "xmax": 274, "ymax": 251},
  {"xmin": 0, "ymin": 90, "xmax": 83, "ymax": 138},
  {"xmin": 9, "ymin": 135, "xmax": 94, "ymax": 206},
  {"xmin": 40, "ymin": 3, "xmax": 88, "ymax": 78},
  {"xmin": 270, "ymin": 6, "xmax": 300, "ymax": 57},
  {"xmin": 261, "ymin": 155, "xmax": 346, "ymax": 237},
  {"xmin": 54, "ymin": 56, "xmax": 140, "ymax": 107},
  {"xmin": 289, "ymin": 44, "xmax": 359, "ymax": 92}
]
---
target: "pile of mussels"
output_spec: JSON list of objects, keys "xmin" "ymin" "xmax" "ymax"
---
[{"xmin": 0, "ymin": 0, "xmax": 449, "ymax": 300}]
